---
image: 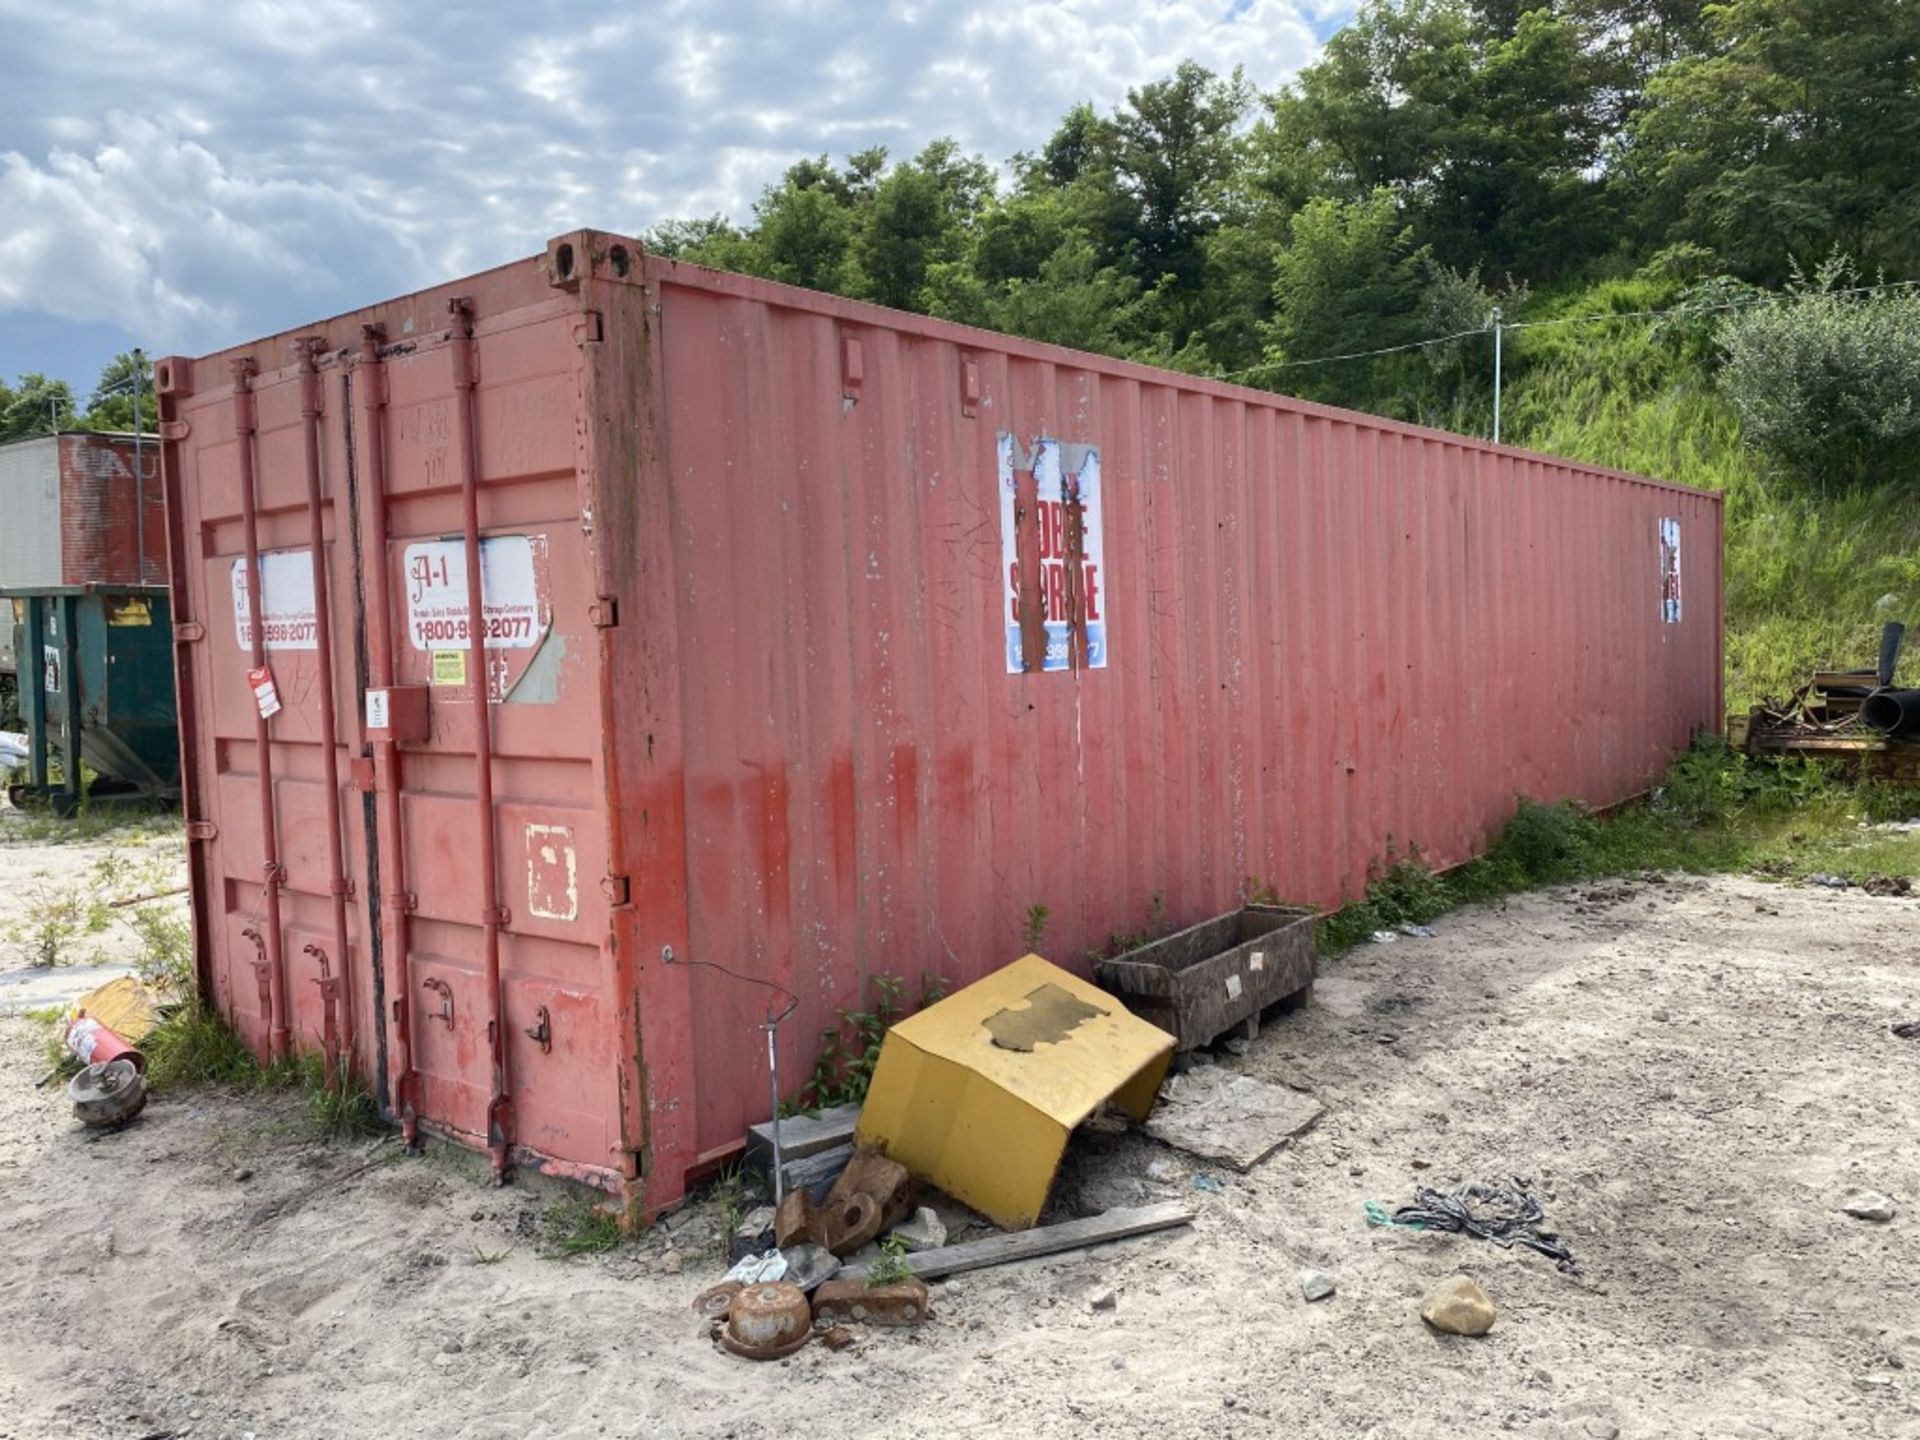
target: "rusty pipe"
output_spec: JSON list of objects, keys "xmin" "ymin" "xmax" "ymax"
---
[
  {"xmin": 296, "ymin": 340, "xmax": 357, "ymax": 1078},
  {"xmin": 304, "ymin": 942, "xmax": 339, "ymax": 1088},
  {"xmin": 231, "ymin": 360, "xmax": 291, "ymax": 1064},
  {"xmin": 354, "ymin": 326, "xmax": 420, "ymax": 1144},
  {"xmin": 448, "ymin": 298, "xmax": 512, "ymax": 1184},
  {"xmin": 241, "ymin": 925, "xmax": 273, "ymax": 1034}
]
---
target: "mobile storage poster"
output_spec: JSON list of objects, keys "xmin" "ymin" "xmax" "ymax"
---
[{"xmin": 999, "ymin": 433, "xmax": 1108, "ymax": 673}]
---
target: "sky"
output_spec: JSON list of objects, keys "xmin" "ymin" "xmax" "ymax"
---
[{"xmin": 0, "ymin": 1, "xmax": 1351, "ymax": 400}]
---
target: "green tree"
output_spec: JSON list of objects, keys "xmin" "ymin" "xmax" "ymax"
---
[
  {"xmin": 1268, "ymin": 0, "xmax": 1614, "ymax": 282},
  {"xmin": 0, "ymin": 373, "xmax": 77, "ymax": 442},
  {"xmin": 1109, "ymin": 61, "xmax": 1253, "ymax": 296},
  {"xmin": 81, "ymin": 351, "xmax": 149, "ymax": 433},
  {"xmin": 1627, "ymin": 0, "xmax": 1920, "ymax": 283},
  {"xmin": 854, "ymin": 140, "xmax": 994, "ymax": 311}
]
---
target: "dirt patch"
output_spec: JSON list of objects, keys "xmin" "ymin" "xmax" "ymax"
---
[{"xmin": 0, "ymin": 873, "xmax": 1916, "ymax": 1438}]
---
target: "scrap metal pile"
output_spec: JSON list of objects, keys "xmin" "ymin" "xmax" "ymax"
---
[
  {"xmin": 691, "ymin": 933, "xmax": 1326, "ymax": 1363},
  {"xmin": 1733, "ymin": 622, "xmax": 1920, "ymax": 772}
]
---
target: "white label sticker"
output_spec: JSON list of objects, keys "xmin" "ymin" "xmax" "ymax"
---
[
  {"xmin": 1225, "ymin": 972, "xmax": 1243, "ymax": 1001},
  {"xmin": 231, "ymin": 551, "xmax": 318, "ymax": 651},
  {"xmin": 365, "ymin": 689, "xmax": 390, "ymax": 731},
  {"xmin": 999, "ymin": 434, "xmax": 1109, "ymax": 673},
  {"xmin": 1249, "ymin": 951, "xmax": 1266, "ymax": 972},
  {"xmin": 404, "ymin": 536, "xmax": 545, "ymax": 651}
]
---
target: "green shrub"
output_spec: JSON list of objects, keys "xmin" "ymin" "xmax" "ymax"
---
[{"xmin": 1719, "ymin": 257, "xmax": 1920, "ymax": 490}]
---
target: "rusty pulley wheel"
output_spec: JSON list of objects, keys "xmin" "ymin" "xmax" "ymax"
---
[
  {"xmin": 720, "ymin": 1282, "xmax": 812, "ymax": 1361},
  {"xmin": 67, "ymin": 1059, "xmax": 148, "ymax": 1128},
  {"xmin": 691, "ymin": 1281, "xmax": 743, "ymax": 1320}
]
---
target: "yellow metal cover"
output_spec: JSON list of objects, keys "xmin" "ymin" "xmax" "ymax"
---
[
  {"xmin": 855, "ymin": 954, "xmax": 1174, "ymax": 1229},
  {"xmin": 71, "ymin": 974, "xmax": 159, "ymax": 1044}
]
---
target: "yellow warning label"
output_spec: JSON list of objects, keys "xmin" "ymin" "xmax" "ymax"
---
[
  {"xmin": 109, "ymin": 598, "xmax": 152, "ymax": 627},
  {"xmin": 432, "ymin": 650, "xmax": 467, "ymax": 687}
]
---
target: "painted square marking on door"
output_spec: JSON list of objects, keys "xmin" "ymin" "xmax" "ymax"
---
[{"xmin": 526, "ymin": 824, "xmax": 579, "ymax": 922}]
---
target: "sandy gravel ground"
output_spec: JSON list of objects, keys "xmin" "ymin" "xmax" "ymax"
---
[
  {"xmin": 0, "ymin": 869, "xmax": 1915, "ymax": 1440},
  {"xmin": 0, "ymin": 814, "xmax": 188, "ymax": 1012}
]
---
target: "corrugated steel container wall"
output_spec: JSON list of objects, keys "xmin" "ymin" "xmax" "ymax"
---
[
  {"xmin": 59, "ymin": 433, "xmax": 169, "ymax": 588},
  {"xmin": 157, "ymin": 231, "xmax": 1722, "ymax": 1212}
]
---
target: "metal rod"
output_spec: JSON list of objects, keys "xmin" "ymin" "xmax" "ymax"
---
[
  {"xmin": 767, "ymin": 1022, "xmax": 784, "ymax": 1207},
  {"xmin": 231, "ymin": 358, "xmax": 291, "ymax": 1064},
  {"xmin": 133, "ymin": 348, "xmax": 147, "ymax": 585},
  {"xmin": 448, "ymin": 298, "xmax": 512, "ymax": 1184},
  {"xmin": 355, "ymin": 325, "xmax": 420, "ymax": 1144},
  {"xmin": 1490, "ymin": 306, "xmax": 1503, "ymax": 445},
  {"xmin": 296, "ymin": 340, "xmax": 357, "ymax": 1080}
]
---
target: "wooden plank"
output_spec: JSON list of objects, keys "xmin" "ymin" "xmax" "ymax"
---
[
  {"xmin": 745, "ymin": 1104, "xmax": 861, "ymax": 1165},
  {"xmin": 838, "ymin": 1201, "xmax": 1194, "ymax": 1282}
]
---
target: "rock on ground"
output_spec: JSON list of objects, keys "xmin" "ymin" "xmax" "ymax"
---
[
  {"xmin": 1839, "ymin": 1190, "xmax": 1897, "ymax": 1222},
  {"xmin": 1420, "ymin": 1276, "xmax": 1496, "ymax": 1336}
]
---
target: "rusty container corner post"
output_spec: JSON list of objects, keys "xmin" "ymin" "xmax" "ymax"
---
[{"xmin": 158, "ymin": 229, "xmax": 1725, "ymax": 1214}]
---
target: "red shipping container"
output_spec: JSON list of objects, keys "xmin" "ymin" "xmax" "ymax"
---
[
  {"xmin": 0, "ymin": 432, "xmax": 168, "ymax": 674},
  {"xmin": 156, "ymin": 231, "xmax": 1723, "ymax": 1211}
]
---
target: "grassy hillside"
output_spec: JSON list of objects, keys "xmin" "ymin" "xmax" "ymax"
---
[{"xmin": 1497, "ymin": 275, "xmax": 1920, "ymax": 710}]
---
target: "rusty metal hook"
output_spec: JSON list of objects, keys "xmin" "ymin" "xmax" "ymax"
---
[
  {"xmin": 422, "ymin": 976, "xmax": 454, "ymax": 1028},
  {"xmin": 525, "ymin": 1004, "xmax": 551, "ymax": 1055}
]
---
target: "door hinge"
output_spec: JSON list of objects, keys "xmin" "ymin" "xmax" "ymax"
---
[
  {"xmin": 173, "ymin": 621, "xmax": 206, "ymax": 644},
  {"xmin": 588, "ymin": 597, "xmax": 619, "ymax": 629},
  {"xmin": 348, "ymin": 757, "xmax": 376, "ymax": 791},
  {"xmin": 159, "ymin": 419, "xmax": 191, "ymax": 442},
  {"xmin": 600, "ymin": 874, "xmax": 631, "ymax": 907},
  {"xmin": 186, "ymin": 819, "xmax": 218, "ymax": 841},
  {"xmin": 574, "ymin": 312, "xmax": 604, "ymax": 345}
]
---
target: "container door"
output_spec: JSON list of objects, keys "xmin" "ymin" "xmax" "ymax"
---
[
  {"xmin": 155, "ymin": 351, "xmax": 371, "ymax": 1070},
  {"xmin": 348, "ymin": 303, "xmax": 621, "ymax": 1182}
]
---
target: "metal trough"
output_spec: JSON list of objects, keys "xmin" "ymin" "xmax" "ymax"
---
[{"xmin": 1096, "ymin": 905, "xmax": 1316, "ymax": 1052}]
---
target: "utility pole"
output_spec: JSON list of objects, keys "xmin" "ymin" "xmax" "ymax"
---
[
  {"xmin": 132, "ymin": 348, "xmax": 147, "ymax": 583},
  {"xmin": 1489, "ymin": 306, "xmax": 1503, "ymax": 445}
]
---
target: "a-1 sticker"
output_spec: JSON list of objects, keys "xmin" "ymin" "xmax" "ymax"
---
[
  {"xmin": 404, "ymin": 535, "xmax": 548, "ymax": 650},
  {"xmin": 231, "ymin": 551, "xmax": 318, "ymax": 650},
  {"xmin": 432, "ymin": 651, "xmax": 467, "ymax": 687},
  {"xmin": 248, "ymin": 665, "xmax": 282, "ymax": 719}
]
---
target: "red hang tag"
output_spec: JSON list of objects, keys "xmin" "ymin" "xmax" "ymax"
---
[{"xmin": 248, "ymin": 665, "xmax": 282, "ymax": 719}]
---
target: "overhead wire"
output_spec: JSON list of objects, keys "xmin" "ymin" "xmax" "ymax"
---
[{"xmin": 1209, "ymin": 275, "xmax": 1920, "ymax": 385}]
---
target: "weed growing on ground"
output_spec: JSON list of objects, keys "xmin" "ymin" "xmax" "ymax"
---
[
  {"xmin": 542, "ymin": 1195, "xmax": 626, "ymax": 1258},
  {"xmin": 127, "ymin": 904, "xmax": 193, "ymax": 994},
  {"xmin": 142, "ymin": 1002, "xmax": 261, "ymax": 1090},
  {"xmin": 1021, "ymin": 903, "xmax": 1051, "ymax": 950},
  {"xmin": 794, "ymin": 972, "xmax": 920, "ymax": 1112},
  {"xmin": 1312, "ymin": 741, "xmax": 1920, "ymax": 955},
  {"xmin": 865, "ymin": 1232, "xmax": 912, "ymax": 1288},
  {"xmin": 4, "ymin": 883, "xmax": 90, "ymax": 966},
  {"xmin": 304, "ymin": 1069, "xmax": 382, "ymax": 1142},
  {"xmin": 140, "ymin": 998, "xmax": 388, "ymax": 1145},
  {"xmin": 0, "ymin": 807, "xmax": 178, "ymax": 848}
]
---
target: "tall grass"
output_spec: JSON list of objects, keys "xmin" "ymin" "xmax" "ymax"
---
[{"xmin": 1316, "ymin": 741, "xmax": 1920, "ymax": 954}]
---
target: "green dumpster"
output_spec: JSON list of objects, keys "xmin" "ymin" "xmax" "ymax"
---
[{"xmin": 4, "ymin": 585, "xmax": 179, "ymax": 816}]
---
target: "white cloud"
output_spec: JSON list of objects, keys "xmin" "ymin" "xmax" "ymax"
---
[{"xmin": 0, "ymin": 0, "xmax": 1347, "ymax": 375}]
